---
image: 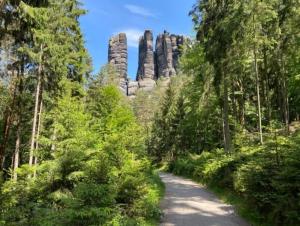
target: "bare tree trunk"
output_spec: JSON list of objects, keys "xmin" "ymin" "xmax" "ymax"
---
[
  {"xmin": 13, "ymin": 117, "xmax": 20, "ymax": 181},
  {"xmin": 253, "ymin": 13, "xmax": 263, "ymax": 145},
  {"xmin": 240, "ymin": 87, "xmax": 245, "ymax": 128},
  {"xmin": 282, "ymin": 78, "xmax": 289, "ymax": 133},
  {"xmin": 223, "ymin": 73, "xmax": 231, "ymax": 153},
  {"xmin": 254, "ymin": 48, "xmax": 263, "ymax": 144},
  {"xmin": 29, "ymin": 45, "xmax": 43, "ymax": 166},
  {"xmin": 281, "ymin": 54, "xmax": 289, "ymax": 134},
  {"xmin": 236, "ymin": 79, "xmax": 245, "ymax": 128},
  {"xmin": 263, "ymin": 48, "xmax": 272, "ymax": 123},
  {"xmin": 33, "ymin": 100, "xmax": 43, "ymax": 178},
  {"xmin": 231, "ymin": 80, "xmax": 238, "ymax": 122},
  {"xmin": 29, "ymin": 73, "xmax": 41, "ymax": 166},
  {"xmin": 13, "ymin": 70, "xmax": 23, "ymax": 181}
]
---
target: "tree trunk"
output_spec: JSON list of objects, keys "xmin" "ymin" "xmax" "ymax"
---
[
  {"xmin": 13, "ymin": 117, "xmax": 21, "ymax": 181},
  {"xmin": 0, "ymin": 112, "xmax": 12, "ymax": 168},
  {"xmin": 223, "ymin": 73, "xmax": 231, "ymax": 153},
  {"xmin": 240, "ymin": 86, "xmax": 245, "ymax": 128},
  {"xmin": 281, "ymin": 53, "xmax": 289, "ymax": 133},
  {"xmin": 33, "ymin": 100, "xmax": 43, "ymax": 178},
  {"xmin": 13, "ymin": 69, "xmax": 23, "ymax": 180},
  {"xmin": 231, "ymin": 80, "xmax": 238, "ymax": 123},
  {"xmin": 0, "ymin": 71, "xmax": 17, "ymax": 169},
  {"xmin": 254, "ymin": 48, "xmax": 263, "ymax": 144},
  {"xmin": 29, "ymin": 45, "xmax": 43, "ymax": 166},
  {"xmin": 263, "ymin": 48, "xmax": 272, "ymax": 123},
  {"xmin": 282, "ymin": 77, "xmax": 289, "ymax": 133},
  {"xmin": 253, "ymin": 13, "xmax": 263, "ymax": 145},
  {"xmin": 236, "ymin": 79, "xmax": 245, "ymax": 128}
]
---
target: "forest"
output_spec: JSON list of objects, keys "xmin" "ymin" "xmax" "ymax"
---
[{"xmin": 0, "ymin": 0, "xmax": 300, "ymax": 226}]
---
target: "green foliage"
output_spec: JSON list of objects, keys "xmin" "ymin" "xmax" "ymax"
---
[
  {"xmin": 168, "ymin": 132, "xmax": 300, "ymax": 226},
  {"xmin": 18, "ymin": 0, "xmax": 91, "ymax": 84},
  {"xmin": 0, "ymin": 0, "xmax": 91, "ymax": 174},
  {"xmin": 150, "ymin": 2, "xmax": 300, "ymax": 224},
  {"xmin": 148, "ymin": 59, "xmax": 222, "ymax": 161},
  {"xmin": 0, "ymin": 79, "xmax": 162, "ymax": 225},
  {"xmin": 148, "ymin": 76, "xmax": 188, "ymax": 161}
]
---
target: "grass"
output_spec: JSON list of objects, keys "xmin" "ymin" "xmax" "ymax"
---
[
  {"xmin": 207, "ymin": 184, "xmax": 269, "ymax": 226},
  {"xmin": 144, "ymin": 170, "xmax": 165, "ymax": 226}
]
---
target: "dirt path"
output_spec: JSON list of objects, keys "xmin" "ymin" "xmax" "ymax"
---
[{"xmin": 159, "ymin": 173, "xmax": 249, "ymax": 226}]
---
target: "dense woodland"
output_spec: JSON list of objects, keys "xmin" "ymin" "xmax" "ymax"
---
[
  {"xmin": 0, "ymin": 1, "xmax": 162, "ymax": 225},
  {"xmin": 0, "ymin": 0, "xmax": 300, "ymax": 226},
  {"xmin": 147, "ymin": 0, "xmax": 300, "ymax": 225}
]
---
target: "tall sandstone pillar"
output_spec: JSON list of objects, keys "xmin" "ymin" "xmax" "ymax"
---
[
  {"xmin": 171, "ymin": 34, "xmax": 185, "ymax": 71},
  {"xmin": 136, "ymin": 30, "xmax": 156, "ymax": 91},
  {"xmin": 155, "ymin": 31, "xmax": 185, "ymax": 79},
  {"xmin": 108, "ymin": 33, "xmax": 128, "ymax": 93},
  {"xmin": 155, "ymin": 31, "xmax": 176, "ymax": 78}
]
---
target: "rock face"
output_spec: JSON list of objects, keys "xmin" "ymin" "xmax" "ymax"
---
[
  {"xmin": 108, "ymin": 30, "xmax": 186, "ymax": 97},
  {"xmin": 155, "ymin": 31, "xmax": 176, "ymax": 78},
  {"xmin": 172, "ymin": 35, "xmax": 185, "ymax": 72},
  {"xmin": 136, "ymin": 30, "xmax": 156, "ymax": 91},
  {"xmin": 155, "ymin": 31, "xmax": 185, "ymax": 78},
  {"xmin": 127, "ymin": 80, "xmax": 139, "ymax": 97},
  {"xmin": 108, "ymin": 33, "xmax": 128, "ymax": 79},
  {"xmin": 108, "ymin": 33, "xmax": 128, "ymax": 93}
]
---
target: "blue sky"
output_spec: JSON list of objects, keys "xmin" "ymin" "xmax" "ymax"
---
[{"xmin": 80, "ymin": 0, "xmax": 196, "ymax": 80}]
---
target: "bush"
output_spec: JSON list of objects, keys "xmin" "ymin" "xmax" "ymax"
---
[
  {"xmin": 0, "ymin": 81, "xmax": 163, "ymax": 226},
  {"xmin": 168, "ymin": 133, "xmax": 300, "ymax": 226}
]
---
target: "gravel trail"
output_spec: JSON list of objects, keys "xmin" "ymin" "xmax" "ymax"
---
[{"xmin": 159, "ymin": 173, "xmax": 249, "ymax": 226}]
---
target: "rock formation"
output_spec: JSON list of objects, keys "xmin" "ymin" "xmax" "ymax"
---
[
  {"xmin": 108, "ymin": 33, "xmax": 128, "ymax": 93},
  {"xmin": 155, "ymin": 31, "xmax": 185, "ymax": 78},
  {"xmin": 108, "ymin": 30, "xmax": 186, "ymax": 97},
  {"xmin": 171, "ymin": 35, "xmax": 185, "ymax": 71},
  {"xmin": 155, "ymin": 31, "xmax": 176, "ymax": 78},
  {"xmin": 127, "ymin": 80, "xmax": 139, "ymax": 97},
  {"xmin": 136, "ymin": 30, "xmax": 156, "ymax": 91}
]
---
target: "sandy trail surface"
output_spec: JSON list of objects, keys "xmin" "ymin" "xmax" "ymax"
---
[{"xmin": 159, "ymin": 173, "xmax": 249, "ymax": 226}]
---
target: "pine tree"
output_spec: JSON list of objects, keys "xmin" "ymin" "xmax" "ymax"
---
[{"xmin": 17, "ymin": 0, "xmax": 90, "ymax": 170}]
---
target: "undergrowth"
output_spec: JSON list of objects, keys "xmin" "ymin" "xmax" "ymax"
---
[{"xmin": 166, "ymin": 132, "xmax": 300, "ymax": 226}]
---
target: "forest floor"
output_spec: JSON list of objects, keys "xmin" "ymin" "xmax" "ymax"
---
[{"xmin": 159, "ymin": 173, "xmax": 249, "ymax": 226}]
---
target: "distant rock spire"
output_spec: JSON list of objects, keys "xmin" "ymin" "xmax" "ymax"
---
[
  {"xmin": 108, "ymin": 33, "xmax": 128, "ymax": 79},
  {"xmin": 136, "ymin": 30, "xmax": 156, "ymax": 91},
  {"xmin": 155, "ymin": 32, "xmax": 185, "ymax": 78},
  {"xmin": 107, "ymin": 30, "xmax": 186, "ymax": 97},
  {"xmin": 108, "ymin": 33, "xmax": 128, "ymax": 93}
]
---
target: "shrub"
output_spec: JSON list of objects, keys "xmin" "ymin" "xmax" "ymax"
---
[{"xmin": 168, "ymin": 133, "xmax": 300, "ymax": 226}]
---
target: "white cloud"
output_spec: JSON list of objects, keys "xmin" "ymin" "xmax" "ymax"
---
[
  {"xmin": 117, "ymin": 29, "xmax": 144, "ymax": 48},
  {"xmin": 124, "ymin": 4, "xmax": 156, "ymax": 18}
]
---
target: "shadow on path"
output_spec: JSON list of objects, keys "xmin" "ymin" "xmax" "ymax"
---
[{"xmin": 159, "ymin": 173, "xmax": 249, "ymax": 226}]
